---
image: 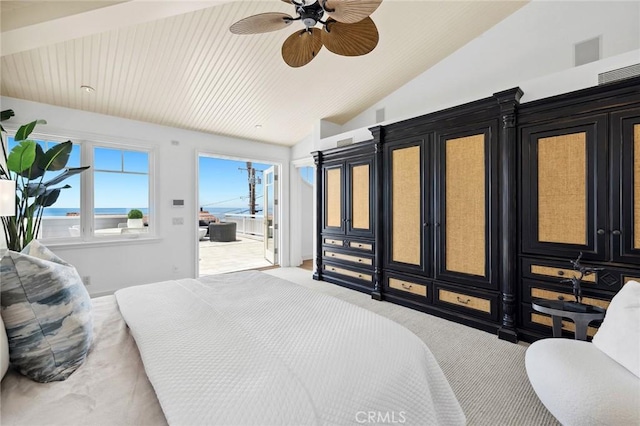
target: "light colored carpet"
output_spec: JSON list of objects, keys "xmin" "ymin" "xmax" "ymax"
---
[{"xmin": 264, "ymin": 267, "xmax": 559, "ymax": 426}]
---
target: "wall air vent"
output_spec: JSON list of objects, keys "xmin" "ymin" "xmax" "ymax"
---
[
  {"xmin": 598, "ymin": 63, "xmax": 640, "ymax": 85},
  {"xmin": 574, "ymin": 36, "xmax": 600, "ymax": 67},
  {"xmin": 337, "ymin": 138, "xmax": 354, "ymax": 147}
]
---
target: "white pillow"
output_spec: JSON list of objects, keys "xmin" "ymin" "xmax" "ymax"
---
[
  {"xmin": 1, "ymin": 314, "xmax": 8, "ymax": 380},
  {"xmin": 592, "ymin": 280, "xmax": 640, "ymax": 378}
]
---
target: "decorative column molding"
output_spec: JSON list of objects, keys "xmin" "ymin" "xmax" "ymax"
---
[
  {"xmin": 494, "ymin": 87, "xmax": 523, "ymax": 343},
  {"xmin": 312, "ymin": 150, "xmax": 323, "ymax": 281},
  {"xmin": 369, "ymin": 125, "xmax": 384, "ymax": 300}
]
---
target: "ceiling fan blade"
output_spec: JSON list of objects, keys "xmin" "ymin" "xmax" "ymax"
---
[
  {"xmin": 230, "ymin": 12, "xmax": 294, "ymax": 35},
  {"xmin": 282, "ymin": 28, "xmax": 324, "ymax": 67},
  {"xmin": 321, "ymin": 17, "xmax": 379, "ymax": 57},
  {"xmin": 321, "ymin": 0, "xmax": 382, "ymax": 24}
]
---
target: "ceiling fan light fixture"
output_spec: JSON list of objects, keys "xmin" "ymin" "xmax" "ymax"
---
[{"xmin": 234, "ymin": 0, "xmax": 383, "ymax": 67}]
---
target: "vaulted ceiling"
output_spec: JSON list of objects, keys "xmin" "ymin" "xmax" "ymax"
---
[{"xmin": 1, "ymin": 1, "xmax": 527, "ymax": 146}]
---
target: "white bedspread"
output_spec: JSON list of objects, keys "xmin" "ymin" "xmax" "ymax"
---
[{"xmin": 115, "ymin": 271, "xmax": 465, "ymax": 426}]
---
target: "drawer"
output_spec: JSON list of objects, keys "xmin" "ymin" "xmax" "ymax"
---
[
  {"xmin": 323, "ymin": 237, "xmax": 344, "ymax": 247},
  {"xmin": 521, "ymin": 304, "xmax": 600, "ymax": 339},
  {"xmin": 383, "ymin": 271, "xmax": 431, "ymax": 304},
  {"xmin": 323, "ymin": 249, "xmax": 372, "ymax": 266},
  {"xmin": 323, "ymin": 264, "xmax": 373, "ymax": 283},
  {"xmin": 530, "ymin": 264, "xmax": 596, "ymax": 283},
  {"xmin": 521, "ymin": 279, "xmax": 613, "ymax": 310},
  {"xmin": 348, "ymin": 240, "xmax": 373, "ymax": 252},
  {"xmin": 521, "ymin": 257, "xmax": 628, "ymax": 291},
  {"xmin": 389, "ymin": 277, "xmax": 427, "ymax": 297},
  {"xmin": 439, "ymin": 289, "xmax": 491, "ymax": 313},
  {"xmin": 434, "ymin": 284, "xmax": 499, "ymax": 321},
  {"xmin": 529, "ymin": 287, "xmax": 610, "ymax": 310},
  {"xmin": 322, "ymin": 237, "xmax": 374, "ymax": 253}
]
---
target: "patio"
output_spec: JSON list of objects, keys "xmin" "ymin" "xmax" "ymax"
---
[{"xmin": 198, "ymin": 233, "xmax": 273, "ymax": 276}]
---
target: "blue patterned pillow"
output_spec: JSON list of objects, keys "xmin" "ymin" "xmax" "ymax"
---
[{"xmin": 0, "ymin": 240, "xmax": 93, "ymax": 382}]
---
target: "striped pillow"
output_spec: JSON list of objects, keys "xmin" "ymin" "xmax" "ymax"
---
[{"xmin": 0, "ymin": 240, "xmax": 93, "ymax": 382}]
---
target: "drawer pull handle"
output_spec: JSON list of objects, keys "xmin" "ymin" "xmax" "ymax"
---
[
  {"xmin": 358, "ymin": 259, "xmax": 362, "ymax": 262},
  {"xmin": 331, "ymin": 253, "xmax": 335, "ymax": 257},
  {"xmin": 401, "ymin": 283, "xmax": 413, "ymax": 290},
  {"xmin": 597, "ymin": 229, "xmax": 605, "ymax": 235},
  {"xmin": 612, "ymin": 230, "xmax": 621, "ymax": 236},
  {"xmin": 557, "ymin": 270, "xmax": 564, "ymax": 276},
  {"xmin": 456, "ymin": 297, "xmax": 471, "ymax": 305},
  {"xmin": 557, "ymin": 295, "xmax": 565, "ymax": 301},
  {"xmin": 357, "ymin": 244, "xmax": 363, "ymax": 248},
  {"xmin": 358, "ymin": 274, "xmax": 362, "ymax": 278}
]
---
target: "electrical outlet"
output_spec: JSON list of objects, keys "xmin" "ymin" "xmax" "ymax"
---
[{"xmin": 82, "ymin": 276, "xmax": 91, "ymax": 286}]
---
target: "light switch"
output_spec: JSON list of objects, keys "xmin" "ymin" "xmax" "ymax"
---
[{"xmin": 172, "ymin": 217, "xmax": 184, "ymax": 225}]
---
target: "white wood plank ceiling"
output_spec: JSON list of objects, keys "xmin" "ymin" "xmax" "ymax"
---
[{"xmin": 1, "ymin": 1, "xmax": 527, "ymax": 146}]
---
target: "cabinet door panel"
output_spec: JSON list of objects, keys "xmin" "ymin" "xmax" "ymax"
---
[
  {"xmin": 435, "ymin": 125, "xmax": 498, "ymax": 289},
  {"xmin": 612, "ymin": 108, "xmax": 640, "ymax": 264},
  {"xmin": 537, "ymin": 133, "xmax": 587, "ymax": 245},
  {"xmin": 384, "ymin": 138, "xmax": 429, "ymax": 275},
  {"xmin": 521, "ymin": 115, "xmax": 608, "ymax": 260},
  {"xmin": 445, "ymin": 134, "xmax": 486, "ymax": 276},
  {"xmin": 346, "ymin": 158, "xmax": 374, "ymax": 237},
  {"xmin": 323, "ymin": 163, "xmax": 345, "ymax": 233}
]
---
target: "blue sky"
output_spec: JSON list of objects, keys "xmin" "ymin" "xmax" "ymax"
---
[
  {"xmin": 199, "ymin": 156, "xmax": 270, "ymax": 212},
  {"xmin": 8, "ymin": 138, "xmax": 149, "ymax": 209},
  {"xmin": 8, "ymin": 138, "xmax": 313, "ymax": 212}
]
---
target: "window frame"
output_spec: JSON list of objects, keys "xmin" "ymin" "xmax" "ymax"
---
[
  {"xmin": 82, "ymin": 139, "xmax": 156, "ymax": 242},
  {"xmin": 3, "ymin": 127, "xmax": 157, "ymax": 246}
]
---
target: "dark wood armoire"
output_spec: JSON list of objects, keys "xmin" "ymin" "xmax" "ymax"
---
[{"xmin": 313, "ymin": 76, "xmax": 640, "ymax": 342}]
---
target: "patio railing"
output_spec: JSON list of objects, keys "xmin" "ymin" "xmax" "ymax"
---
[{"xmin": 223, "ymin": 213, "xmax": 264, "ymax": 237}]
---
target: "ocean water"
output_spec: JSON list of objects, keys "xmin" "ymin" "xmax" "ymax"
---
[
  {"xmin": 42, "ymin": 207, "xmax": 249, "ymax": 217},
  {"xmin": 43, "ymin": 208, "xmax": 149, "ymax": 217}
]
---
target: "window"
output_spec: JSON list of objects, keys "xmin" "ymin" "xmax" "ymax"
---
[
  {"xmin": 93, "ymin": 147, "xmax": 151, "ymax": 238},
  {"xmin": 7, "ymin": 136, "xmax": 82, "ymax": 240},
  {"xmin": 299, "ymin": 166, "xmax": 314, "ymax": 185},
  {"xmin": 6, "ymin": 133, "xmax": 154, "ymax": 243}
]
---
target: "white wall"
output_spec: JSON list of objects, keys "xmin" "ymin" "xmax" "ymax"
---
[
  {"xmin": 0, "ymin": 97, "xmax": 291, "ymax": 296},
  {"xmin": 300, "ymin": 179, "xmax": 313, "ymax": 260},
  {"xmin": 343, "ymin": 0, "xmax": 640, "ymax": 133},
  {"xmin": 291, "ymin": 0, "xmax": 640, "ymax": 155}
]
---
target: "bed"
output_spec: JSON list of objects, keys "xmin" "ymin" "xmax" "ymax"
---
[{"xmin": 1, "ymin": 270, "xmax": 465, "ymax": 425}]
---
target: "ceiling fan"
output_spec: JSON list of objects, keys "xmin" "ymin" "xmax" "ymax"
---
[{"xmin": 230, "ymin": 0, "xmax": 383, "ymax": 68}]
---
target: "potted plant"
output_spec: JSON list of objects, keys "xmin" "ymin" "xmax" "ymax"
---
[
  {"xmin": 1, "ymin": 110, "xmax": 90, "ymax": 251},
  {"xmin": 127, "ymin": 209, "xmax": 144, "ymax": 228}
]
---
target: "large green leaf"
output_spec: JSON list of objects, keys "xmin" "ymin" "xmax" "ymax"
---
[
  {"xmin": 41, "ymin": 141, "xmax": 72, "ymax": 171},
  {"xmin": 15, "ymin": 119, "xmax": 46, "ymax": 141},
  {"xmin": 16, "ymin": 143, "xmax": 46, "ymax": 179},
  {"xmin": 0, "ymin": 109, "xmax": 14, "ymax": 132},
  {"xmin": 7, "ymin": 141, "xmax": 36, "ymax": 173},
  {"xmin": 24, "ymin": 182, "xmax": 46, "ymax": 198},
  {"xmin": 41, "ymin": 166, "xmax": 90, "ymax": 187},
  {"xmin": 0, "ymin": 109, "xmax": 15, "ymax": 121},
  {"xmin": 35, "ymin": 187, "xmax": 67, "ymax": 208}
]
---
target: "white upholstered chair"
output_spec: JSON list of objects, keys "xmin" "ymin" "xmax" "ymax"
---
[{"xmin": 525, "ymin": 281, "xmax": 640, "ymax": 425}]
